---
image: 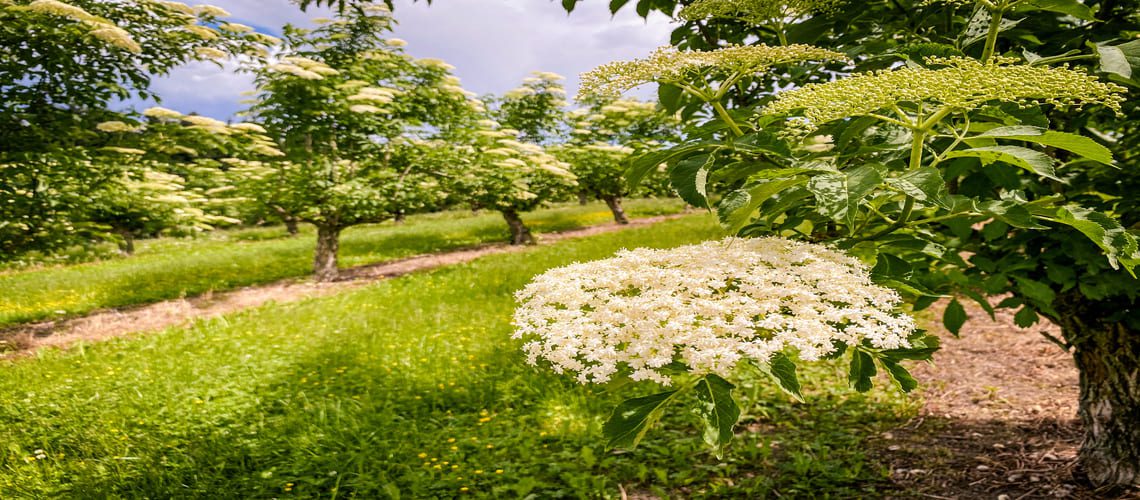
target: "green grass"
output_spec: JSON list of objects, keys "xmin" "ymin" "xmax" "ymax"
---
[
  {"xmin": 0, "ymin": 215, "xmax": 918, "ymax": 498},
  {"xmin": 0, "ymin": 199, "xmax": 683, "ymax": 328}
]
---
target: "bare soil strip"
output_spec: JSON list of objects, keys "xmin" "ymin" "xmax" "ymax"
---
[
  {"xmin": 877, "ymin": 301, "xmax": 1138, "ymax": 499},
  {"xmin": 0, "ymin": 215, "xmax": 681, "ymax": 357}
]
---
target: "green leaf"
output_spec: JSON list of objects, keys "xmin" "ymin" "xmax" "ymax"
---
[
  {"xmin": 881, "ymin": 335, "xmax": 941, "ymax": 361},
  {"xmin": 881, "ymin": 360, "xmax": 919, "ymax": 393},
  {"xmin": 760, "ymin": 352, "xmax": 804, "ymax": 402},
  {"xmin": 1095, "ymin": 44, "xmax": 1132, "ymax": 80},
  {"xmin": 1014, "ymin": 276, "xmax": 1056, "ymax": 306},
  {"xmin": 871, "ymin": 253, "xmax": 913, "ymax": 280},
  {"xmin": 693, "ymin": 374, "xmax": 741, "ymax": 457},
  {"xmin": 657, "ymin": 83, "xmax": 684, "ymax": 114},
  {"xmin": 807, "ymin": 165, "xmax": 883, "ymax": 228},
  {"xmin": 975, "ymin": 126, "xmax": 1114, "ymax": 165},
  {"xmin": 943, "ymin": 298, "xmax": 967, "ymax": 335},
  {"xmin": 626, "ymin": 141, "xmax": 716, "ymax": 188},
  {"xmin": 848, "ymin": 351, "xmax": 876, "ymax": 392},
  {"xmin": 1013, "ymin": 0, "xmax": 1097, "ymax": 21},
  {"xmin": 978, "ymin": 200, "xmax": 1048, "ymax": 229},
  {"xmin": 1014, "ymin": 306, "xmax": 1039, "ymax": 327},
  {"xmin": 670, "ymin": 154, "xmax": 714, "ymax": 208},
  {"xmin": 608, "ymin": 0, "xmax": 632, "ymax": 14},
  {"xmin": 887, "ymin": 167, "xmax": 951, "ymax": 209},
  {"xmin": 716, "ymin": 178, "xmax": 807, "ymax": 233},
  {"xmin": 1049, "ymin": 205, "xmax": 1140, "ymax": 273},
  {"xmin": 943, "ymin": 146, "xmax": 1059, "ymax": 181},
  {"xmin": 603, "ymin": 390, "xmax": 679, "ymax": 449}
]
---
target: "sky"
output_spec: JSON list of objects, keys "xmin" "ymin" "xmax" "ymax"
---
[{"xmin": 143, "ymin": 0, "xmax": 677, "ymax": 119}]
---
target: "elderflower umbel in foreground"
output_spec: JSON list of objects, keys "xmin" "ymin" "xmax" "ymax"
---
[{"xmin": 513, "ymin": 238, "xmax": 916, "ymax": 385}]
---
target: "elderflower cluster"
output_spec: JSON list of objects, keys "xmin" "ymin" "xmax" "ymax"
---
[
  {"xmin": 513, "ymin": 237, "xmax": 916, "ymax": 385},
  {"xmin": 763, "ymin": 57, "xmax": 1126, "ymax": 127},
  {"xmin": 25, "ymin": 0, "xmax": 142, "ymax": 52},
  {"xmin": 270, "ymin": 57, "xmax": 338, "ymax": 80},
  {"xmin": 579, "ymin": 44, "xmax": 846, "ymax": 100},
  {"xmin": 679, "ymin": 0, "xmax": 844, "ymax": 25}
]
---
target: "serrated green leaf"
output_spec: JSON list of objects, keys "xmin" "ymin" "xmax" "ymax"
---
[
  {"xmin": 1014, "ymin": 306, "xmax": 1039, "ymax": 327},
  {"xmin": 1050, "ymin": 205, "xmax": 1140, "ymax": 273},
  {"xmin": 1096, "ymin": 44, "xmax": 1132, "ymax": 79},
  {"xmin": 603, "ymin": 390, "xmax": 679, "ymax": 449},
  {"xmin": 761, "ymin": 352, "xmax": 804, "ymax": 402},
  {"xmin": 975, "ymin": 126, "xmax": 1114, "ymax": 165},
  {"xmin": 871, "ymin": 253, "xmax": 913, "ymax": 280},
  {"xmin": 807, "ymin": 165, "xmax": 883, "ymax": 228},
  {"xmin": 881, "ymin": 360, "xmax": 919, "ymax": 393},
  {"xmin": 1014, "ymin": 276, "xmax": 1056, "ymax": 306},
  {"xmin": 670, "ymin": 154, "xmax": 714, "ymax": 208},
  {"xmin": 657, "ymin": 83, "xmax": 684, "ymax": 114},
  {"xmin": 693, "ymin": 374, "xmax": 740, "ymax": 457},
  {"xmin": 626, "ymin": 142, "xmax": 716, "ymax": 189},
  {"xmin": 887, "ymin": 167, "xmax": 951, "ymax": 209},
  {"xmin": 849, "ymin": 351, "xmax": 876, "ymax": 392},
  {"xmin": 943, "ymin": 146, "xmax": 1059, "ymax": 181},
  {"xmin": 943, "ymin": 298, "xmax": 967, "ymax": 335},
  {"xmin": 716, "ymin": 178, "xmax": 806, "ymax": 233},
  {"xmin": 1013, "ymin": 0, "xmax": 1097, "ymax": 20}
]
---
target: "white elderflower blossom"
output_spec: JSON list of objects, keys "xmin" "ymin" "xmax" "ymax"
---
[
  {"xmin": 193, "ymin": 4, "xmax": 230, "ymax": 17},
  {"xmin": 513, "ymin": 238, "xmax": 915, "ymax": 385},
  {"xmin": 143, "ymin": 106, "xmax": 183, "ymax": 119},
  {"xmin": 195, "ymin": 47, "xmax": 228, "ymax": 60},
  {"xmin": 218, "ymin": 22, "xmax": 253, "ymax": 33},
  {"xmin": 184, "ymin": 25, "xmax": 218, "ymax": 39},
  {"xmin": 95, "ymin": 121, "xmax": 140, "ymax": 133}
]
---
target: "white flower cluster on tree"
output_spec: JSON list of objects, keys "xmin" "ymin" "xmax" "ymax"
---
[{"xmin": 513, "ymin": 238, "xmax": 916, "ymax": 385}]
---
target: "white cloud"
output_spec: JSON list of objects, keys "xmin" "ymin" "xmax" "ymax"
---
[{"xmin": 141, "ymin": 0, "xmax": 677, "ymax": 118}]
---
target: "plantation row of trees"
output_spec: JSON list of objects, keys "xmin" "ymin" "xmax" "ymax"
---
[
  {"xmin": 0, "ymin": 0, "xmax": 680, "ymax": 280},
  {"xmin": 310, "ymin": 0, "xmax": 1140, "ymax": 489}
]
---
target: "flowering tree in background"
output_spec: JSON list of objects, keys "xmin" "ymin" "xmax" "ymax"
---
[
  {"xmin": 445, "ymin": 118, "xmax": 578, "ymax": 245},
  {"xmin": 556, "ymin": 99, "xmax": 680, "ymax": 223},
  {"xmin": 241, "ymin": 3, "xmax": 473, "ymax": 281},
  {"xmin": 553, "ymin": 0, "xmax": 1140, "ymax": 487},
  {"xmin": 0, "ymin": 0, "xmax": 269, "ymax": 259},
  {"xmin": 87, "ymin": 107, "xmax": 281, "ymax": 253}
]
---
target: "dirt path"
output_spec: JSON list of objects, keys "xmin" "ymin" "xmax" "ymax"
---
[
  {"xmin": 0, "ymin": 215, "xmax": 682, "ymax": 357},
  {"xmin": 876, "ymin": 301, "xmax": 1139, "ymax": 499}
]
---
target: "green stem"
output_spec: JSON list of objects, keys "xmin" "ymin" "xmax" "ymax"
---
[
  {"xmin": 980, "ymin": 2, "xmax": 1006, "ymax": 63},
  {"xmin": 908, "ymin": 129, "xmax": 927, "ymax": 171},
  {"xmin": 711, "ymin": 100, "xmax": 745, "ymax": 137}
]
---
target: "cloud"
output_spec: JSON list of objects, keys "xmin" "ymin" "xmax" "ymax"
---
[{"xmin": 140, "ymin": 0, "xmax": 676, "ymax": 118}]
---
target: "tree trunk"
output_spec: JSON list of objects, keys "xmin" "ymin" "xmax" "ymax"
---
[
  {"xmin": 603, "ymin": 196, "xmax": 629, "ymax": 224},
  {"xmin": 1055, "ymin": 296, "xmax": 1140, "ymax": 490},
  {"xmin": 578, "ymin": 191, "xmax": 589, "ymax": 205},
  {"xmin": 273, "ymin": 206, "xmax": 299, "ymax": 236},
  {"xmin": 501, "ymin": 209, "xmax": 535, "ymax": 245},
  {"xmin": 117, "ymin": 230, "xmax": 135, "ymax": 255},
  {"xmin": 284, "ymin": 217, "xmax": 299, "ymax": 236},
  {"xmin": 394, "ymin": 210, "xmax": 406, "ymax": 224},
  {"xmin": 313, "ymin": 224, "xmax": 341, "ymax": 282}
]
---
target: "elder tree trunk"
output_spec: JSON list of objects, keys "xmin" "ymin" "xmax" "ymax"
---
[
  {"xmin": 1055, "ymin": 295, "xmax": 1140, "ymax": 490},
  {"xmin": 501, "ymin": 209, "xmax": 535, "ymax": 245},
  {"xmin": 116, "ymin": 229, "xmax": 135, "ymax": 255},
  {"xmin": 578, "ymin": 191, "xmax": 589, "ymax": 205},
  {"xmin": 603, "ymin": 196, "xmax": 629, "ymax": 225},
  {"xmin": 313, "ymin": 224, "xmax": 341, "ymax": 282},
  {"xmin": 284, "ymin": 217, "xmax": 299, "ymax": 236}
]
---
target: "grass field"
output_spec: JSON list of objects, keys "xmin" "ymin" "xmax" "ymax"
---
[
  {"xmin": 0, "ymin": 199, "xmax": 682, "ymax": 328},
  {"xmin": 0, "ymin": 215, "xmax": 917, "ymax": 498}
]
